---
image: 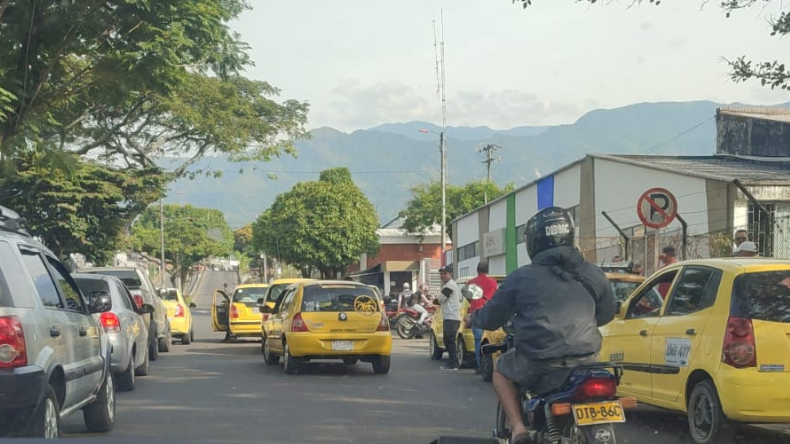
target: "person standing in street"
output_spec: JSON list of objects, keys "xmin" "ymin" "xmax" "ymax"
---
[
  {"xmin": 437, "ymin": 264, "xmax": 461, "ymax": 371},
  {"xmin": 467, "ymin": 261, "xmax": 499, "ymax": 375},
  {"xmin": 733, "ymin": 229, "xmax": 749, "ymax": 256}
]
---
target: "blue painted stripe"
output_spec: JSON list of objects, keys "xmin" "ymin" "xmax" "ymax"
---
[{"xmin": 537, "ymin": 175, "xmax": 554, "ymax": 210}]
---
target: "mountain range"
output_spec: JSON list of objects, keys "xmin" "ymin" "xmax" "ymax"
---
[{"xmin": 162, "ymin": 100, "xmax": 789, "ymax": 228}]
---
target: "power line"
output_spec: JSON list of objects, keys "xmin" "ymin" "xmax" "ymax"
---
[{"xmin": 642, "ymin": 115, "xmax": 716, "ymax": 154}]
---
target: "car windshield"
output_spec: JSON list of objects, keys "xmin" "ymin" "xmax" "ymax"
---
[
  {"xmin": 610, "ymin": 280, "xmax": 642, "ymax": 303},
  {"xmin": 233, "ymin": 287, "xmax": 267, "ymax": 304},
  {"xmin": 732, "ymin": 270, "xmax": 790, "ymax": 323},
  {"xmin": 301, "ymin": 285, "xmax": 379, "ymax": 313}
]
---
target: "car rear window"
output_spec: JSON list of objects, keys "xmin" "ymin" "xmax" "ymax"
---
[
  {"xmin": 161, "ymin": 288, "xmax": 179, "ymax": 301},
  {"xmin": 0, "ymin": 243, "xmax": 14, "ymax": 308},
  {"xmin": 85, "ymin": 270, "xmax": 142, "ymax": 289},
  {"xmin": 265, "ymin": 283, "xmax": 290, "ymax": 305},
  {"xmin": 732, "ymin": 270, "xmax": 790, "ymax": 323},
  {"xmin": 301, "ymin": 285, "xmax": 379, "ymax": 313},
  {"xmin": 73, "ymin": 277, "xmax": 110, "ymax": 295},
  {"xmin": 233, "ymin": 287, "xmax": 267, "ymax": 304}
]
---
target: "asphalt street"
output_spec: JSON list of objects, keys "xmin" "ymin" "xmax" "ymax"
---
[{"xmin": 62, "ymin": 270, "xmax": 790, "ymax": 444}]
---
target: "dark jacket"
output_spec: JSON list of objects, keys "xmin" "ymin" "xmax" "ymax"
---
[{"xmin": 470, "ymin": 246, "xmax": 616, "ymax": 360}]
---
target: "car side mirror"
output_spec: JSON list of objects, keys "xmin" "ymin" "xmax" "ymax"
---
[
  {"xmin": 140, "ymin": 303, "xmax": 155, "ymax": 314},
  {"xmin": 189, "ymin": 302, "xmax": 197, "ymax": 308},
  {"xmin": 88, "ymin": 291, "xmax": 112, "ymax": 314},
  {"xmin": 259, "ymin": 305, "xmax": 273, "ymax": 314}
]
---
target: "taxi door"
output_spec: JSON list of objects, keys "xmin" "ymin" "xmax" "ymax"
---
[
  {"xmin": 211, "ymin": 289, "xmax": 230, "ymax": 332},
  {"xmin": 603, "ymin": 269, "xmax": 678, "ymax": 399},
  {"xmin": 268, "ymin": 287, "xmax": 297, "ymax": 354},
  {"xmin": 650, "ymin": 266, "xmax": 721, "ymax": 404}
]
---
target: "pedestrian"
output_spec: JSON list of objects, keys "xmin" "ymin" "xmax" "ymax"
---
[
  {"xmin": 612, "ymin": 255, "xmax": 622, "ymax": 263},
  {"xmin": 733, "ymin": 229, "xmax": 749, "ymax": 256},
  {"xmin": 735, "ymin": 241, "xmax": 759, "ymax": 257},
  {"xmin": 657, "ymin": 246, "xmax": 677, "ymax": 300},
  {"xmin": 631, "ymin": 263, "xmax": 644, "ymax": 276},
  {"xmin": 437, "ymin": 264, "xmax": 462, "ymax": 371},
  {"xmin": 467, "ymin": 260, "xmax": 499, "ymax": 375}
]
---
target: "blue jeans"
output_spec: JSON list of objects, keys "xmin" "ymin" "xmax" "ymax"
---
[{"xmin": 472, "ymin": 327, "xmax": 484, "ymax": 369}]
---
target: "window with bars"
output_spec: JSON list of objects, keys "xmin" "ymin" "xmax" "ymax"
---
[
  {"xmin": 458, "ymin": 241, "xmax": 479, "ymax": 261},
  {"xmin": 748, "ymin": 202, "xmax": 775, "ymax": 257}
]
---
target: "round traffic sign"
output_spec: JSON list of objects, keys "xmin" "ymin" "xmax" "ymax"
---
[{"xmin": 637, "ymin": 188, "xmax": 678, "ymax": 229}]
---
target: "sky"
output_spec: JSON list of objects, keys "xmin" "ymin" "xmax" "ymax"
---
[{"xmin": 232, "ymin": 1, "xmax": 790, "ymax": 132}]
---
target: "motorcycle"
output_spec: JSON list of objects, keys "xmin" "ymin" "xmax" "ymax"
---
[
  {"xmin": 395, "ymin": 305, "xmax": 436, "ymax": 339},
  {"xmin": 482, "ymin": 326, "xmax": 636, "ymax": 444},
  {"xmin": 385, "ymin": 295, "xmax": 402, "ymax": 329}
]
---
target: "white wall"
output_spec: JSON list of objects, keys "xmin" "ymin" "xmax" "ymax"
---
[
  {"xmin": 554, "ymin": 164, "xmax": 581, "ymax": 208},
  {"xmin": 489, "ymin": 255, "xmax": 507, "ymax": 275},
  {"xmin": 489, "ymin": 199, "xmax": 507, "ymax": 231},
  {"xmin": 515, "ymin": 185, "xmax": 537, "ymax": 267},
  {"xmin": 456, "ymin": 213, "xmax": 479, "ymax": 248},
  {"xmin": 594, "ymin": 159, "xmax": 709, "ymax": 238}
]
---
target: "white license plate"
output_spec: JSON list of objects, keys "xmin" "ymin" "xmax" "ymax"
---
[{"xmin": 331, "ymin": 340, "xmax": 354, "ymax": 351}]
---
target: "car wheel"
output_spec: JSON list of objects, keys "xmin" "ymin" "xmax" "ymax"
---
[
  {"xmin": 148, "ymin": 323, "xmax": 159, "ymax": 362},
  {"xmin": 182, "ymin": 329, "xmax": 192, "ymax": 345},
  {"xmin": 159, "ymin": 323, "xmax": 172, "ymax": 352},
  {"xmin": 263, "ymin": 336, "xmax": 280, "ymax": 365},
  {"xmin": 481, "ymin": 345, "xmax": 494, "ymax": 383},
  {"xmin": 135, "ymin": 348, "xmax": 150, "ymax": 377},
  {"xmin": 283, "ymin": 343, "xmax": 299, "ymax": 374},
  {"xmin": 456, "ymin": 335, "xmax": 467, "ymax": 369},
  {"xmin": 688, "ymin": 380, "xmax": 732, "ymax": 444},
  {"xmin": 343, "ymin": 357, "xmax": 359, "ymax": 365},
  {"xmin": 83, "ymin": 368, "xmax": 116, "ymax": 433},
  {"xmin": 116, "ymin": 357, "xmax": 135, "ymax": 392},
  {"xmin": 429, "ymin": 331, "xmax": 443, "ymax": 360},
  {"xmin": 372, "ymin": 355, "xmax": 391, "ymax": 374},
  {"xmin": 23, "ymin": 384, "xmax": 60, "ymax": 438},
  {"xmin": 190, "ymin": 329, "xmax": 195, "ymax": 343}
]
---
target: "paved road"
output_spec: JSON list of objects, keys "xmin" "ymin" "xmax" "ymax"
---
[{"xmin": 63, "ymin": 271, "xmax": 790, "ymax": 444}]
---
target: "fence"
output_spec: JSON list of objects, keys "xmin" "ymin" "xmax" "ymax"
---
[{"xmin": 581, "ymin": 215, "xmax": 790, "ymax": 276}]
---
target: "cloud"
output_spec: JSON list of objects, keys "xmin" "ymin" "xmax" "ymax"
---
[{"xmin": 451, "ymin": 90, "xmax": 583, "ymax": 128}]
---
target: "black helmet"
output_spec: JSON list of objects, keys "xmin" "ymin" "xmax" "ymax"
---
[{"xmin": 525, "ymin": 206, "xmax": 575, "ymax": 259}]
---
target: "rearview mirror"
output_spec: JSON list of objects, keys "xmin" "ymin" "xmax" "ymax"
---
[
  {"xmin": 140, "ymin": 303, "xmax": 155, "ymax": 314},
  {"xmin": 88, "ymin": 291, "xmax": 112, "ymax": 314},
  {"xmin": 259, "ymin": 305, "xmax": 273, "ymax": 314}
]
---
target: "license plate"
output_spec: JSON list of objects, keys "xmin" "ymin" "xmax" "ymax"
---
[
  {"xmin": 331, "ymin": 340, "xmax": 354, "ymax": 351},
  {"xmin": 572, "ymin": 401, "xmax": 625, "ymax": 426}
]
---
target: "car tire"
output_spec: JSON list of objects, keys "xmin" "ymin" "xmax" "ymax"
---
[
  {"xmin": 481, "ymin": 343, "xmax": 494, "ymax": 383},
  {"xmin": 687, "ymin": 380, "xmax": 733, "ymax": 444},
  {"xmin": 456, "ymin": 335, "xmax": 467, "ymax": 369},
  {"xmin": 23, "ymin": 384, "xmax": 60, "ymax": 438},
  {"xmin": 263, "ymin": 336, "xmax": 280, "ymax": 365},
  {"xmin": 148, "ymin": 323, "xmax": 159, "ymax": 362},
  {"xmin": 372, "ymin": 355, "xmax": 391, "ymax": 374},
  {"xmin": 190, "ymin": 328, "xmax": 195, "ymax": 343},
  {"xmin": 83, "ymin": 368, "xmax": 116, "ymax": 433},
  {"xmin": 135, "ymin": 348, "xmax": 150, "ymax": 377},
  {"xmin": 283, "ymin": 343, "xmax": 299, "ymax": 374},
  {"xmin": 116, "ymin": 357, "xmax": 135, "ymax": 392},
  {"xmin": 429, "ymin": 331, "xmax": 443, "ymax": 360},
  {"xmin": 182, "ymin": 329, "xmax": 192, "ymax": 345},
  {"xmin": 158, "ymin": 323, "xmax": 172, "ymax": 352},
  {"xmin": 343, "ymin": 357, "xmax": 359, "ymax": 365}
]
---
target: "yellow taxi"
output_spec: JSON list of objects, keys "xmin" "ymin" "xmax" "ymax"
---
[
  {"xmin": 600, "ymin": 258, "xmax": 790, "ymax": 444},
  {"xmin": 159, "ymin": 287, "xmax": 195, "ymax": 345},
  {"xmin": 260, "ymin": 280, "xmax": 392, "ymax": 374},
  {"xmin": 211, "ymin": 283, "xmax": 268, "ymax": 340},
  {"xmin": 430, "ymin": 275, "xmax": 506, "ymax": 369}
]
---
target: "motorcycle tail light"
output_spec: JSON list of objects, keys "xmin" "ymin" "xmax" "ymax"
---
[{"xmin": 572, "ymin": 377, "xmax": 617, "ymax": 402}]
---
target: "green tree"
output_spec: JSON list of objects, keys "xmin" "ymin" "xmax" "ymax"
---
[
  {"xmin": 234, "ymin": 225, "xmax": 256, "ymax": 257},
  {"xmin": 400, "ymin": 180, "xmax": 515, "ymax": 238},
  {"xmin": 132, "ymin": 204, "xmax": 233, "ymax": 289},
  {"xmin": 0, "ymin": 149, "xmax": 166, "ymax": 263},
  {"xmin": 513, "ymin": 0, "xmax": 790, "ymax": 90},
  {"xmin": 252, "ymin": 167, "xmax": 380, "ymax": 278}
]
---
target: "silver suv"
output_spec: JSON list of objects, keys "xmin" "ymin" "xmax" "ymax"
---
[
  {"xmin": 77, "ymin": 266, "xmax": 172, "ymax": 360},
  {"xmin": 0, "ymin": 206, "xmax": 115, "ymax": 438}
]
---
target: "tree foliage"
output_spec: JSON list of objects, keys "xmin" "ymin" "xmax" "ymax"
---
[
  {"xmin": 513, "ymin": 0, "xmax": 790, "ymax": 90},
  {"xmin": 400, "ymin": 180, "xmax": 515, "ymax": 238},
  {"xmin": 252, "ymin": 167, "xmax": 380, "ymax": 278},
  {"xmin": 234, "ymin": 225, "xmax": 256, "ymax": 258},
  {"xmin": 0, "ymin": 149, "xmax": 166, "ymax": 263},
  {"xmin": 131, "ymin": 204, "xmax": 233, "ymax": 288}
]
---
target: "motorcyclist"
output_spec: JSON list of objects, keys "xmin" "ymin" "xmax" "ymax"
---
[
  {"xmin": 464, "ymin": 206, "xmax": 616, "ymax": 444},
  {"xmin": 406, "ymin": 283, "xmax": 430, "ymax": 325}
]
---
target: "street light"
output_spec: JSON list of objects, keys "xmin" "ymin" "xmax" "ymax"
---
[{"xmin": 418, "ymin": 128, "xmax": 447, "ymax": 264}]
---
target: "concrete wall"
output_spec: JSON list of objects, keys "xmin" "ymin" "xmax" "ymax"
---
[{"xmin": 717, "ymin": 111, "xmax": 790, "ymax": 157}]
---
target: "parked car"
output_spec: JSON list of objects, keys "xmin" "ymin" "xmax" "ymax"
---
[
  {"xmin": 600, "ymin": 258, "xmax": 790, "ymax": 444},
  {"xmin": 77, "ymin": 266, "xmax": 171, "ymax": 359},
  {"xmin": 159, "ymin": 287, "xmax": 195, "ymax": 345},
  {"xmin": 73, "ymin": 273, "xmax": 153, "ymax": 391},
  {"xmin": 0, "ymin": 206, "xmax": 115, "ymax": 438}
]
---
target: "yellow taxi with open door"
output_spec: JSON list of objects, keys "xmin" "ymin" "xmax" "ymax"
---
[{"xmin": 211, "ymin": 282, "xmax": 269, "ymax": 341}]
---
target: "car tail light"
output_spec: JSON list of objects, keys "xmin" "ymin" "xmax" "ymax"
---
[
  {"xmin": 291, "ymin": 312, "xmax": 309, "ymax": 332},
  {"xmin": 722, "ymin": 316, "xmax": 756, "ymax": 368},
  {"xmin": 262, "ymin": 314, "xmax": 270, "ymax": 322},
  {"xmin": 572, "ymin": 377, "xmax": 617, "ymax": 402},
  {"xmin": 230, "ymin": 304, "xmax": 239, "ymax": 319},
  {"xmin": 133, "ymin": 294, "xmax": 144, "ymax": 309},
  {"xmin": 0, "ymin": 316, "xmax": 27, "ymax": 368},
  {"xmin": 174, "ymin": 304, "xmax": 185, "ymax": 317},
  {"xmin": 100, "ymin": 312, "xmax": 121, "ymax": 333},
  {"xmin": 377, "ymin": 313, "xmax": 389, "ymax": 331}
]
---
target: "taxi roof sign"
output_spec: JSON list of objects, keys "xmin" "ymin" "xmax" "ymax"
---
[{"xmin": 600, "ymin": 261, "xmax": 634, "ymax": 273}]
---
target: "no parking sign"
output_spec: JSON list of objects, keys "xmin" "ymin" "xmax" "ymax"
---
[{"xmin": 637, "ymin": 188, "xmax": 678, "ymax": 229}]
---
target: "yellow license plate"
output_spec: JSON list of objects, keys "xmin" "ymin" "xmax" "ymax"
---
[{"xmin": 572, "ymin": 401, "xmax": 625, "ymax": 426}]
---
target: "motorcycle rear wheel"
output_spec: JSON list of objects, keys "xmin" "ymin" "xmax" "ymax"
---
[{"xmin": 396, "ymin": 317, "xmax": 416, "ymax": 339}]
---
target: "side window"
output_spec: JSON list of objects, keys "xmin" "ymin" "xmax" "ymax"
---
[
  {"xmin": 627, "ymin": 270, "xmax": 678, "ymax": 319},
  {"xmin": 115, "ymin": 282, "xmax": 134, "ymax": 311},
  {"xmin": 278, "ymin": 288, "xmax": 296, "ymax": 313},
  {"xmin": 46, "ymin": 256, "xmax": 86, "ymax": 312},
  {"xmin": 665, "ymin": 267, "xmax": 722, "ymax": 316},
  {"xmin": 19, "ymin": 249, "xmax": 62, "ymax": 308}
]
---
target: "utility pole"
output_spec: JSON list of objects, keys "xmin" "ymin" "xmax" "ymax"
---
[
  {"xmin": 159, "ymin": 199, "xmax": 166, "ymax": 288},
  {"xmin": 438, "ymin": 10, "xmax": 448, "ymax": 265},
  {"xmin": 478, "ymin": 143, "xmax": 501, "ymax": 203}
]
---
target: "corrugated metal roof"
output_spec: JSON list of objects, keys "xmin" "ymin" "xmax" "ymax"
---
[
  {"xmin": 719, "ymin": 107, "xmax": 790, "ymax": 123},
  {"xmin": 594, "ymin": 154, "xmax": 790, "ymax": 185}
]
